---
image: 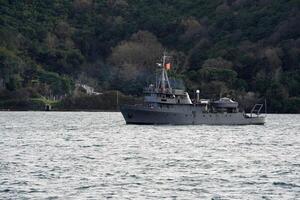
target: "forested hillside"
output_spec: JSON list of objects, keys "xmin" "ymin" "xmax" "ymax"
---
[{"xmin": 1, "ymin": 0, "xmax": 300, "ymax": 112}]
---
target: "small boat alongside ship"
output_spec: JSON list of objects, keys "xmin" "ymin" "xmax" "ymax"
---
[{"xmin": 120, "ymin": 54, "xmax": 266, "ymax": 125}]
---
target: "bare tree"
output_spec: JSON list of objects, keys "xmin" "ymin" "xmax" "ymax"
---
[{"xmin": 202, "ymin": 57, "xmax": 233, "ymax": 69}]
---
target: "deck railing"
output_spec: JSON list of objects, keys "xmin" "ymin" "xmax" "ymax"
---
[{"xmin": 250, "ymin": 104, "xmax": 263, "ymax": 117}]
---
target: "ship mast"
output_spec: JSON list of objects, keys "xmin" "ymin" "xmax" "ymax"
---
[
  {"xmin": 161, "ymin": 53, "xmax": 166, "ymax": 91},
  {"xmin": 159, "ymin": 52, "xmax": 172, "ymax": 93}
]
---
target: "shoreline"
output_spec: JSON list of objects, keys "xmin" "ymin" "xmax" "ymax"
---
[
  {"xmin": 0, "ymin": 109, "xmax": 120, "ymax": 112},
  {"xmin": 0, "ymin": 109, "xmax": 299, "ymax": 114}
]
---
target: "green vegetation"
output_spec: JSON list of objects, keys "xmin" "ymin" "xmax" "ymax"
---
[
  {"xmin": 57, "ymin": 91, "xmax": 140, "ymax": 111},
  {"xmin": 0, "ymin": 0, "xmax": 300, "ymax": 112}
]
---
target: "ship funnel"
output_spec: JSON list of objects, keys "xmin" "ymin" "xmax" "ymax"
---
[{"xmin": 196, "ymin": 90, "xmax": 200, "ymax": 102}]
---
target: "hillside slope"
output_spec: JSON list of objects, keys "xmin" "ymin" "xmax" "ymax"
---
[{"xmin": 1, "ymin": 0, "xmax": 300, "ymax": 112}]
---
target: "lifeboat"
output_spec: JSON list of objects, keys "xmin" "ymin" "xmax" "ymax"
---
[{"xmin": 212, "ymin": 97, "xmax": 238, "ymax": 109}]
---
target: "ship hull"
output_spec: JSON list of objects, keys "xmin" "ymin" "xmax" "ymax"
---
[{"xmin": 120, "ymin": 105, "xmax": 265, "ymax": 125}]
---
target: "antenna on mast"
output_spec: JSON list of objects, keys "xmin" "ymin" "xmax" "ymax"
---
[
  {"xmin": 161, "ymin": 52, "xmax": 166, "ymax": 92},
  {"xmin": 161, "ymin": 51, "xmax": 172, "ymax": 92},
  {"xmin": 156, "ymin": 51, "xmax": 172, "ymax": 93}
]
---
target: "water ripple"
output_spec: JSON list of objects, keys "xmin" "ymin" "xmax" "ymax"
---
[{"xmin": 0, "ymin": 112, "xmax": 299, "ymax": 199}]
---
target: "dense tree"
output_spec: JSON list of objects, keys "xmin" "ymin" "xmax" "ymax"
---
[
  {"xmin": 109, "ymin": 30, "xmax": 163, "ymax": 80},
  {"xmin": 0, "ymin": 0, "xmax": 299, "ymax": 112}
]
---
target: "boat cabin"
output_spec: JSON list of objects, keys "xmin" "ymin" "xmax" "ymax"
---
[{"xmin": 144, "ymin": 86, "xmax": 192, "ymax": 105}]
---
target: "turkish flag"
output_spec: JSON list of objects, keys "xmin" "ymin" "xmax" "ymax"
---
[{"xmin": 165, "ymin": 63, "xmax": 171, "ymax": 70}]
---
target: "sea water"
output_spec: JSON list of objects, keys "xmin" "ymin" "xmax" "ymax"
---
[{"xmin": 0, "ymin": 112, "xmax": 299, "ymax": 199}]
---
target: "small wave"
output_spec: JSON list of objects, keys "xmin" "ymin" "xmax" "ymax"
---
[
  {"xmin": 241, "ymin": 142, "xmax": 263, "ymax": 146},
  {"xmin": 123, "ymin": 156, "xmax": 146, "ymax": 161},
  {"xmin": 0, "ymin": 188, "xmax": 10, "ymax": 193},
  {"xmin": 11, "ymin": 181, "xmax": 28, "ymax": 186},
  {"xmin": 105, "ymin": 173, "xmax": 113, "ymax": 176},
  {"xmin": 203, "ymin": 164, "xmax": 212, "ymax": 169},
  {"xmin": 75, "ymin": 185, "xmax": 97, "ymax": 190},
  {"xmin": 4, "ymin": 126, "xmax": 13, "ymax": 129},
  {"xmin": 129, "ymin": 174, "xmax": 139, "ymax": 179},
  {"xmin": 82, "ymin": 156, "xmax": 95, "ymax": 160},
  {"xmin": 28, "ymin": 188, "xmax": 46, "ymax": 193},
  {"xmin": 67, "ymin": 139, "xmax": 84, "ymax": 142},
  {"xmin": 46, "ymin": 196, "xmax": 59, "ymax": 200},
  {"xmin": 262, "ymin": 196, "xmax": 271, "ymax": 200},
  {"xmin": 65, "ymin": 126, "xmax": 79, "ymax": 130},
  {"xmin": 92, "ymin": 144, "xmax": 104, "ymax": 147},
  {"xmin": 244, "ymin": 181, "xmax": 268, "ymax": 185},
  {"xmin": 211, "ymin": 195, "xmax": 223, "ymax": 200},
  {"xmin": 273, "ymin": 181, "xmax": 300, "ymax": 188},
  {"xmin": 33, "ymin": 173, "xmax": 48, "ymax": 179},
  {"xmin": 79, "ymin": 145, "xmax": 91, "ymax": 148}
]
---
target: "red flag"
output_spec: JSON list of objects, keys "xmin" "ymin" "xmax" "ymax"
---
[{"xmin": 165, "ymin": 63, "xmax": 171, "ymax": 70}]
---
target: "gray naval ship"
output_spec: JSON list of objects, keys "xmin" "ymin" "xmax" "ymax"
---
[{"xmin": 120, "ymin": 54, "xmax": 266, "ymax": 125}]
